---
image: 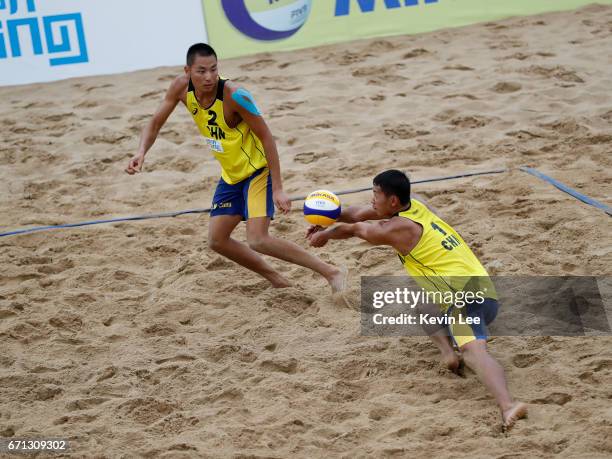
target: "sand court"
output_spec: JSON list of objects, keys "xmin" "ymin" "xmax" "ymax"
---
[{"xmin": 1, "ymin": 4, "xmax": 612, "ymax": 457}]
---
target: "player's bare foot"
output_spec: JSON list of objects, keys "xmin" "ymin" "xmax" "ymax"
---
[
  {"xmin": 327, "ymin": 265, "xmax": 348, "ymax": 294},
  {"xmin": 270, "ymin": 274, "xmax": 291, "ymax": 288},
  {"xmin": 502, "ymin": 402, "xmax": 528, "ymax": 431}
]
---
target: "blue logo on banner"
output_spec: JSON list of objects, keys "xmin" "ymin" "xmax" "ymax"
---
[
  {"xmin": 221, "ymin": 0, "xmax": 312, "ymax": 41},
  {"xmin": 335, "ymin": 0, "xmax": 439, "ymax": 16},
  {"xmin": 0, "ymin": 0, "xmax": 88, "ymax": 66}
]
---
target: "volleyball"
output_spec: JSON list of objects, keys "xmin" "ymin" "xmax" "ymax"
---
[
  {"xmin": 222, "ymin": 0, "xmax": 312, "ymax": 41},
  {"xmin": 303, "ymin": 190, "xmax": 341, "ymax": 227}
]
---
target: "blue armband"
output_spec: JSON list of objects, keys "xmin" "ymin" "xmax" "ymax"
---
[{"xmin": 232, "ymin": 88, "xmax": 262, "ymax": 116}]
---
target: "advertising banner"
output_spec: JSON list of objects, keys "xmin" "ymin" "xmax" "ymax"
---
[
  {"xmin": 0, "ymin": 0, "xmax": 208, "ymax": 86},
  {"xmin": 203, "ymin": 0, "xmax": 612, "ymax": 59}
]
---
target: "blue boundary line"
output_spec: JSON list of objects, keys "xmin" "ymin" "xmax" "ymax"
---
[
  {"xmin": 520, "ymin": 167, "xmax": 611, "ymax": 217},
  {"xmin": 0, "ymin": 169, "xmax": 507, "ymax": 238}
]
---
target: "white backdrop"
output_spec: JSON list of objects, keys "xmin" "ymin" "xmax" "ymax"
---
[{"xmin": 0, "ymin": 0, "xmax": 208, "ymax": 86}]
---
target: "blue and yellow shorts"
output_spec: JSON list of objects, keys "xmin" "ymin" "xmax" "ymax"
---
[
  {"xmin": 446, "ymin": 298, "xmax": 499, "ymax": 348},
  {"xmin": 210, "ymin": 167, "xmax": 274, "ymax": 220}
]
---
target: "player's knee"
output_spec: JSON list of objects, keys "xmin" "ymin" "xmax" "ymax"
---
[
  {"xmin": 460, "ymin": 339, "xmax": 487, "ymax": 359},
  {"xmin": 208, "ymin": 236, "xmax": 226, "ymax": 252},
  {"xmin": 247, "ymin": 235, "xmax": 270, "ymax": 253}
]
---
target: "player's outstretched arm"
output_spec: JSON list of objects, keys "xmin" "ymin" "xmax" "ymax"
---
[
  {"xmin": 305, "ymin": 204, "xmax": 380, "ymax": 239},
  {"xmin": 308, "ymin": 218, "xmax": 419, "ymax": 255},
  {"xmin": 125, "ymin": 77, "xmax": 183, "ymax": 174},
  {"xmin": 308, "ymin": 221, "xmax": 393, "ymax": 247},
  {"xmin": 338, "ymin": 205, "xmax": 381, "ymax": 223}
]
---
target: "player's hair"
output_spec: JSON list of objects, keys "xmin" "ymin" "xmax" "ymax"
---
[
  {"xmin": 186, "ymin": 43, "xmax": 217, "ymax": 66},
  {"xmin": 373, "ymin": 170, "xmax": 411, "ymax": 205}
]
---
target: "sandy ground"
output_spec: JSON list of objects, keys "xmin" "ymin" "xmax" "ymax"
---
[{"xmin": 1, "ymin": 4, "xmax": 611, "ymax": 458}]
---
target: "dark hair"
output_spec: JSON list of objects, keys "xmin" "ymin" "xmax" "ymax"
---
[
  {"xmin": 186, "ymin": 43, "xmax": 217, "ymax": 66},
  {"xmin": 373, "ymin": 170, "xmax": 411, "ymax": 205}
]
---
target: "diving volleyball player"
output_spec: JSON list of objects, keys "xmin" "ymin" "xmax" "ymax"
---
[
  {"xmin": 307, "ymin": 169, "xmax": 527, "ymax": 430},
  {"xmin": 126, "ymin": 43, "xmax": 346, "ymax": 292}
]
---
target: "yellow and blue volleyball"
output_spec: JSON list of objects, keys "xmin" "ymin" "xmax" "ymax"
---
[{"xmin": 303, "ymin": 190, "xmax": 341, "ymax": 227}]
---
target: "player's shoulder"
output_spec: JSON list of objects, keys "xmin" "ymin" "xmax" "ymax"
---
[
  {"xmin": 224, "ymin": 79, "xmax": 258, "ymax": 96},
  {"xmin": 168, "ymin": 74, "xmax": 190, "ymax": 96},
  {"xmin": 223, "ymin": 79, "xmax": 239, "ymax": 95},
  {"xmin": 389, "ymin": 214, "xmax": 421, "ymax": 234},
  {"xmin": 223, "ymin": 80, "xmax": 262, "ymax": 115}
]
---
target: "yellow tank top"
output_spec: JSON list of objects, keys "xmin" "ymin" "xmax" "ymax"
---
[
  {"xmin": 396, "ymin": 199, "xmax": 496, "ymax": 300},
  {"xmin": 186, "ymin": 78, "xmax": 267, "ymax": 184}
]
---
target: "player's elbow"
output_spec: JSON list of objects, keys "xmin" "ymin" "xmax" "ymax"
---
[
  {"xmin": 353, "ymin": 223, "xmax": 370, "ymax": 240},
  {"xmin": 150, "ymin": 115, "xmax": 165, "ymax": 134},
  {"xmin": 340, "ymin": 207, "xmax": 366, "ymax": 223},
  {"xmin": 260, "ymin": 136, "xmax": 276, "ymax": 156},
  {"xmin": 354, "ymin": 223, "xmax": 385, "ymax": 246},
  {"xmin": 338, "ymin": 210, "xmax": 356, "ymax": 223}
]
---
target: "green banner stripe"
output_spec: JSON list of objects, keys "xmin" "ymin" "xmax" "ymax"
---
[{"xmin": 203, "ymin": 1, "xmax": 612, "ymax": 59}]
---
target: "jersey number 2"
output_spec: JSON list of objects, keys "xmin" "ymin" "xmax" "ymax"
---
[{"xmin": 208, "ymin": 110, "xmax": 218, "ymax": 126}]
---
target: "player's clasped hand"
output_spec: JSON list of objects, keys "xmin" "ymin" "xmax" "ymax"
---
[
  {"xmin": 305, "ymin": 225, "xmax": 323, "ymax": 239},
  {"xmin": 307, "ymin": 226, "xmax": 329, "ymax": 247},
  {"xmin": 125, "ymin": 154, "xmax": 145, "ymax": 175},
  {"xmin": 273, "ymin": 189, "xmax": 291, "ymax": 214}
]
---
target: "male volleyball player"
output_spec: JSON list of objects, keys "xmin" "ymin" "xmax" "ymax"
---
[
  {"xmin": 307, "ymin": 169, "xmax": 527, "ymax": 430},
  {"xmin": 125, "ymin": 43, "xmax": 345, "ymax": 292}
]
